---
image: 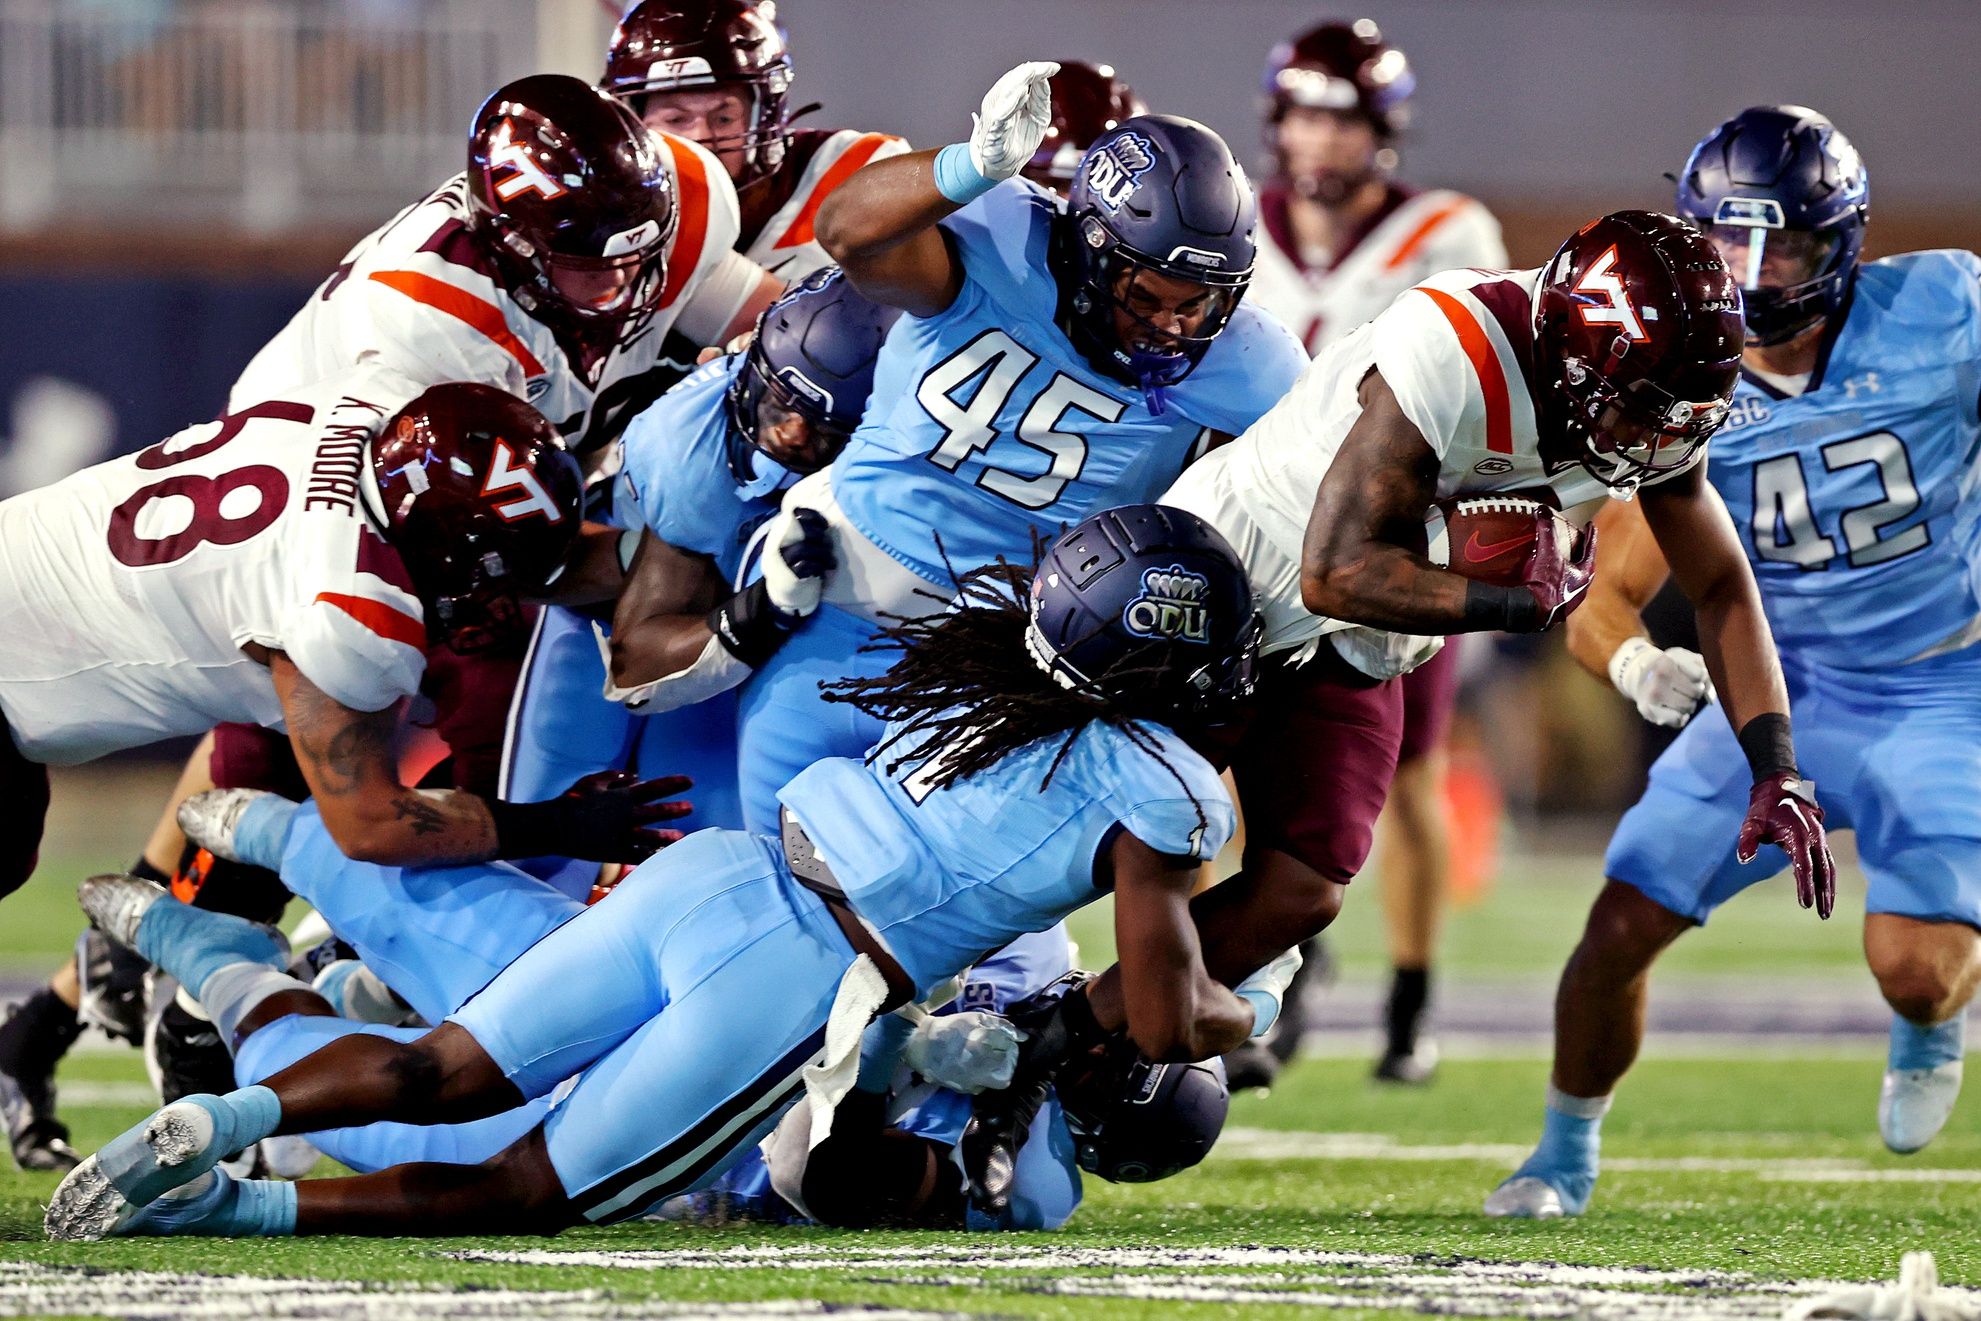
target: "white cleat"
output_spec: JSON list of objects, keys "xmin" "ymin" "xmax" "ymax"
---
[
  {"xmin": 76, "ymin": 874, "xmax": 166, "ymax": 952},
  {"xmin": 1483, "ymin": 1176, "xmax": 1565, "ymax": 1220},
  {"xmin": 44, "ymin": 1100, "xmax": 218, "ymax": 1242},
  {"xmin": 175, "ymin": 787, "xmax": 275, "ymax": 863},
  {"xmin": 1880, "ymin": 1061, "xmax": 1964, "ymax": 1155}
]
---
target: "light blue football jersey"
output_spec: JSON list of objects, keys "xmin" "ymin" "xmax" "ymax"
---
[
  {"xmin": 1709, "ymin": 250, "xmax": 1981, "ymax": 670},
  {"xmin": 779, "ymin": 716, "xmax": 1234, "ymax": 994},
  {"xmin": 613, "ymin": 354, "xmax": 781, "ymax": 584},
  {"xmin": 829, "ymin": 180, "xmax": 1307, "ymax": 584}
]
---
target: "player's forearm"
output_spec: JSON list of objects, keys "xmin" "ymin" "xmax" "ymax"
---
[
  {"xmin": 1565, "ymin": 584, "xmax": 1649, "ymax": 682},
  {"xmin": 607, "ymin": 613, "xmax": 720, "ymax": 692},
  {"xmin": 1300, "ymin": 547, "xmax": 1495, "ymax": 634},
  {"xmin": 816, "ymin": 150, "xmax": 958, "ymax": 265},
  {"xmin": 1691, "ymin": 580, "xmax": 1789, "ymax": 735},
  {"xmin": 316, "ymin": 788, "xmax": 500, "ymax": 867}
]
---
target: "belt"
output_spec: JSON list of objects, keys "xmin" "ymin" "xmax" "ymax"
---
[{"xmin": 779, "ymin": 807, "xmax": 914, "ymax": 1012}]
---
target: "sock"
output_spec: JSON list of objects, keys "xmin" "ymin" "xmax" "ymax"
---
[
  {"xmin": 199, "ymin": 963, "xmax": 309, "ymax": 1044},
  {"xmin": 128, "ymin": 857, "xmax": 170, "ymax": 886},
  {"xmin": 1889, "ymin": 1009, "xmax": 1967, "ymax": 1072},
  {"xmin": 127, "ymin": 1170, "xmax": 299, "ymax": 1238},
  {"xmin": 231, "ymin": 796, "xmax": 299, "ymax": 874},
  {"xmin": 133, "ymin": 899, "xmax": 286, "ymax": 999},
  {"xmin": 0, "ymin": 986, "xmax": 81, "ymax": 1078},
  {"xmin": 1524, "ymin": 1085, "xmax": 1609, "ymax": 1173},
  {"xmin": 1384, "ymin": 966, "xmax": 1431, "ymax": 1058}
]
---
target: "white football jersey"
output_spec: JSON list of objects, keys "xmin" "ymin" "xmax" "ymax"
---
[
  {"xmin": 1246, "ymin": 181, "xmax": 1507, "ymax": 355},
  {"xmin": 230, "ymin": 133, "xmax": 759, "ymax": 457},
  {"xmin": 1168, "ymin": 266, "xmax": 1698, "ymax": 662},
  {"xmin": 0, "ymin": 369, "xmax": 433, "ymax": 764},
  {"xmin": 739, "ymin": 128, "xmax": 910, "ymax": 280}
]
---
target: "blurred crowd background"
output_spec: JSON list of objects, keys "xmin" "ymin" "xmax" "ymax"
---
[{"xmin": 3, "ymin": 0, "xmax": 1978, "ymax": 846}]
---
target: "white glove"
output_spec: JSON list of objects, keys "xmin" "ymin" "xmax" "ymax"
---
[
  {"xmin": 760, "ymin": 504, "xmax": 834, "ymax": 621},
  {"xmin": 1234, "ymin": 945, "xmax": 1305, "ymax": 1039},
  {"xmin": 1785, "ymin": 1251, "xmax": 1981, "ymax": 1320},
  {"xmin": 1609, "ymin": 636, "xmax": 1715, "ymax": 729},
  {"xmin": 969, "ymin": 61, "xmax": 1058, "ymax": 181},
  {"xmin": 902, "ymin": 1010, "xmax": 1027, "ymax": 1095}
]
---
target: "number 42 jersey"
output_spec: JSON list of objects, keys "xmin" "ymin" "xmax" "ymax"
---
[
  {"xmin": 0, "ymin": 369, "xmax": 435, "ymax": 764},
  {"xmin": 1711, "ymin": 250, "xmax": 1981, "ymax": 670}
]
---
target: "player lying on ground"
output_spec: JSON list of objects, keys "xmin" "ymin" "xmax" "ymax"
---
[
  {"xmin": 46, "ymin": 504, "xmax": 1265, "ymax": 1240},
  {"xmin": 1488, "ymin": 106, "xmax": 1981, "ymax": 1220}
]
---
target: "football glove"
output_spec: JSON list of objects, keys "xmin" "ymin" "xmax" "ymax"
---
[
  {"xmin": 969, "ymin": 62, "xmax": 1058, "ymax": 181},
  {"xmin": 1608, "ymin": 636, "xmax": 1715, "ymax": 728},
  {"xmin": 1518, "ymin": 516, "xmax": 1597, "ymax": 632},
  {"xmin": 903, "ymin": 1010, "xmax": 1026, "ymax": 1096},
  {"xmin": 488, "ymin": 770, "xmax": 693, "ymax": 864},
  {"xmin": 1737, "ymin": 771, "xmax": 1836, "ymax": 919}
]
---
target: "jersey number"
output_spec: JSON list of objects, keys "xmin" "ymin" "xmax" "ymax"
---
[
  {"xmin": 107, "ymin": 401, "xmax": 314, "ymax": 568},
  {"xmin": 1749, "ymin": 430, "xmax": 1930, "ymax": 571},
  {"xmin": 916, "ymin": 330, "xmax": 1125, "ymax": 510}
]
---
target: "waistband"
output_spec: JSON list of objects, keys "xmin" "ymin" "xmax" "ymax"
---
[{"xmin": 780, "ymin": 806, "xmax": 914, "ymax": 1011}]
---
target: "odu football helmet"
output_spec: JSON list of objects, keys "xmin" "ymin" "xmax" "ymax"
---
[
  {"xmin": 1057, "ymin": 1050, "xmax": 1230, "ymax": 1184},
  {"xmin": 1026, "ymin": 503, "xmax": 1260, "ymax": 723},
  {"xmin": 724, "ymin": 267, "xmax": 897, "ymax": 498},
  {"xmin": 1675, "ymin": 105, "xmax": 1868, "ymax": 347}
]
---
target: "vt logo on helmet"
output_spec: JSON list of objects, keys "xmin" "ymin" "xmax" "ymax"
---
[
  {"xmin": 468, "ymin": 74, "xmax": 679, "ymax": 330},
  {"xmin": 600, "ymin": 0, "xmax": 794, "ymax": 185},
  {"xmin": 1055, "ymin": 116, "xmax": 1258, "ymax": 411}
]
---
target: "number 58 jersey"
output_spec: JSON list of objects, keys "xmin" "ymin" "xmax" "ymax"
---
[
  {"xmin": 0, "ymin": 369, "xmax": 432, "ymax": 764},
  {"xmin": 1710, "ymin": 250, "xmax": 1981, "ymax": 670}
]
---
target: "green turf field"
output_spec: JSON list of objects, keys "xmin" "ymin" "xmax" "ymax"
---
[{"xmin": 2, "ymin": 1047, "xmax": 1977, "ymax": 1319}]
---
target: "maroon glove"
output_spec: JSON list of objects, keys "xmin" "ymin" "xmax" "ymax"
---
[
  {"xmin": 1736, "ymin": 772, "xmax": 1836, "ymax": 919},
  {"xmin": 488, "ymin": 771, "xmax": 694, "ymax": 863},
  {"xmin": 1520, "ymin": 515, "xmax": 1598, "ymax": 632}
]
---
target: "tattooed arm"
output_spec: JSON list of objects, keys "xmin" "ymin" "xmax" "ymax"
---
[
  {"xmin": 271, "ymin": 651, "xmax": 500, "ymax": 866},
  {"xmin": 1299, "ymin": 368, "xmax": 1483, "ymax": 632}
]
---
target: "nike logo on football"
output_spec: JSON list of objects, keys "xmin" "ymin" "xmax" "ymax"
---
[{"xmin": 1463, "ymin": 532, "xmax": 1531, "ymax": 563}]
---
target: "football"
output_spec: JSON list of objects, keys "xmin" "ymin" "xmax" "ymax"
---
[{"xmin": 1426, "ymin": 495, "xmax": 1566, "ymax": 587}]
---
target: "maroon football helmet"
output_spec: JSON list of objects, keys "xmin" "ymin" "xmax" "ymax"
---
[
  {"xmin": 467, "ymin": 74, "xmax": 677, "ymax": 330},
  {"xmin": 1262, "ymin": 19, "xmax": 1415, "ymax": 141},
  {"xmin": 368, "ymin": 383, "xmax": 584, "ymax": 653},
  {"xmin": 601, "ymin": 0, "xmax": 794, "ymax": 186},
  {"xmin": 1534, "ymin": 211, "xmax": 1745, "ymax": 490},
  {"xmin": 1020, "ymin": 61, "xmax": 1148, "ymax": 195}
]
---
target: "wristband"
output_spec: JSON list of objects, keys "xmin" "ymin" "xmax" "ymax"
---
[
  {"xmin": 486, "ymin": 796, "xmax": 566, "ymax": 860},
  {"xmin": 1462, "ymin": 580, "xmax": 1541, "ymax": 633},
  {"xmin": 932, "ymin": 142, "xmax": 997, "ymax": 204},
  {"xmin": 707, "ymin": 579, "xmax": 794, "ymax": 669},
  {"xmin": 1737, "ymin": 711, "xmax": 1798, "ymax": 781}
]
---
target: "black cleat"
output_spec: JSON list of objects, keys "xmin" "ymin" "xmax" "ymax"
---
[
  {"xmin": 1372, "ymin": 1041, "xmax": 1440, "ymax": 1086},
  {"xmin": 147, "ymin": 993, "xmax": 235, "ymax": 1105},
  {"xmin": 1, "ymin": 1073, "xmax": 80, "ymax": 1172},
  {"xmin": 1221, "ymin": 1039, "xmax": 1282, "ymax": 1093},
  {"xmin": 0, "ymin": 988, "xmax": 85, "ymax": 1172}
]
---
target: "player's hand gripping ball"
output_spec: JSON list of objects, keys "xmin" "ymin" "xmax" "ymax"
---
[{"xmin": 1428, "ymin": 495, "xmax": 1596, "ymax": 630}]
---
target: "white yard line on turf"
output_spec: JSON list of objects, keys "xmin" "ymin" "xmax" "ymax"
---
[
  {"xmin": 447, "ymin": 1245, "xmax": 1981, "ymax": 1320},
  {"xmin": 0, "ymin": 1262, "xmax": 962, "ymax": 1321}
]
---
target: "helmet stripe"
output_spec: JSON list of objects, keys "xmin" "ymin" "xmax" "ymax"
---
[
  {"xmin": 773, "ymin": 133, "xmax": 900, "ymax": 250},
  {"xmin": 1382, "ymin": 197, "xmax": 1470, "ymax": 271},
  {"xmin": 313, "ymin": 591, "xmax": 426, "ymax": 651},
  {"xmin": 367, "ymin": 270, "xmax": 545, "ymax": 379},
  {"xmin": 655, "ymin": 131, "xmax": 711, "ymax": 310},
  {"xmin": 1417, "ymin": 287, "xmax": 1512, "ymax": 455}
]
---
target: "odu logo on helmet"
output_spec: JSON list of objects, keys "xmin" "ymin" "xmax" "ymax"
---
[
  {"xmin": 1122, "ymin": 564, "xmax": 1211, "ymax": 644},
  {"xmin": 1085, "ymin": 131, "xmax": 1158, "ymax": 214}
]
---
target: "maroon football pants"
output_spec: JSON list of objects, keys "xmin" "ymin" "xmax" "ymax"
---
[{"xmin": 1, "ymin": 716, "xmax": 50, "ymax": 902}]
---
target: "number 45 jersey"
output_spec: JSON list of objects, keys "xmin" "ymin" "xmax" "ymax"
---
[
  {"xmin": 1712, "ymin": 250, "xmax": 1981, "ymax": 670},
  {"xmin": 830, "ymin": 181, "xmax": 1308, "ymax": 585},
  {"xmin": 0, "ymin": 368, "xmax": 435, "ymax": 764}
]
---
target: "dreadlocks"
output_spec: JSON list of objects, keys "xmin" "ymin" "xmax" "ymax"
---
[{"xmin": 820, "ymin": 560, "xmax": 1213, "ymax": 840}]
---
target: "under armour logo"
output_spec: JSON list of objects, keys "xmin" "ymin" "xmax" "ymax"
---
[
  {"xmin": 1841, "ymin": 372, "xmax": 1882, "ymax": 399},
  {"xmin": 1573, "ymin": 246, "xmax": 1648, "ymax": 343}
]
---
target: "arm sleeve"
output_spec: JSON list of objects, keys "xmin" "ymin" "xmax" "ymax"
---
[
  {"xmin": 351, "ymin": 266, "xmax": 533, "ymax": 396},
  {"xmin": 1368, "ymin": 289, "xmax": 1475, "ymax": 460}
]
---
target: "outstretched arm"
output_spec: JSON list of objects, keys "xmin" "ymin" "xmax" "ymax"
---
[
  {"xmin": 1567, "ymin": 497, "xmax": 1716, "ymax": 728},
  {"xmin": 816, "ymin": 61, "xmax": 1056, "ymax": 317},
  {"xmin": 1106, "ymin": 832, "xmax": 1254, "ymax": 1062}
]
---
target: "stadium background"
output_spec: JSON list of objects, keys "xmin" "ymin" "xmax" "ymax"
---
[{"xmin": 2, "ymin": 0, "xmax": 1977, "ymax": 1100}]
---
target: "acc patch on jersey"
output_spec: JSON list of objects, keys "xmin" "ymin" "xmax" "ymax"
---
[
  {"xmin": 1122, "ymin": 564, "xmax": 1212, "ymax": 643},
  {"xmin": 1084, "ymin": 130, "xmax": 1156, "ymax": 214}
]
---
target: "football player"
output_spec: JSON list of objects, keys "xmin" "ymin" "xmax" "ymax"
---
[
  {"xmin": 1488, "ymin": 108, "xmax": 1981, "ymax": 1219},
  {"xmin": 47, "ymin": 505, "xmax": 1264, "ymax": 1240},
  {"xmin": 1153, "ymin": 211, "xmax": 1836, "ymax": 1085},
  {"xmin": 722, "ymin": 62, "xmax": 1305, "ymax": 833},
  {"xmin": 601, "ymin": 0, "xmax": 910, "ymax": 283},
  {"xmin": 1238, "ymin": 19, "xmax": 1511, "ymax": 1089}
]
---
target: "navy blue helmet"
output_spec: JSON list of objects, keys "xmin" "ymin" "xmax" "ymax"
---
[
  {"xmin": 1058, "ymin": 1051, "xmax": 1230, "ymax": 1183},
  {"xmin": 1675, "ymin": 105, "xmax": 1868, "ymax": 346},
  {"xmin": 1057, "ymin": 115, "xmax": 1257, "ymax": 409},
  {"xmin": 725, "ymin": 267, "xmax": 897, "ymax": 498},
  {"xmin": 1026, "ymin": 503, "xmax": 1260, "ymax": 724}
]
